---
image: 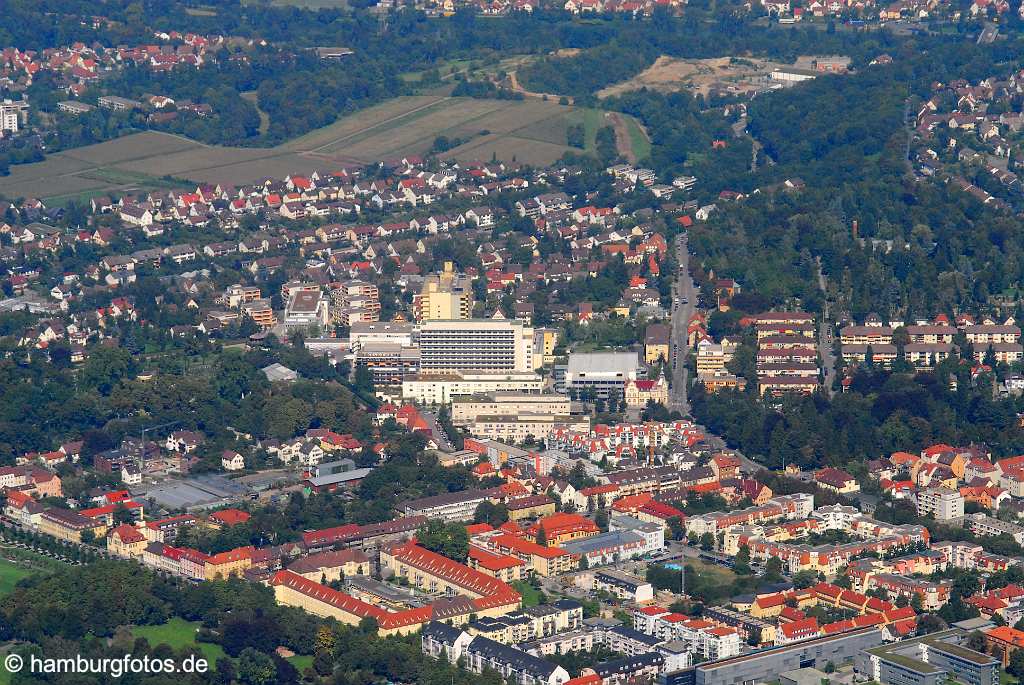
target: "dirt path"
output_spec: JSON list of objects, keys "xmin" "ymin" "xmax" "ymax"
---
[
  {"xmin": 507, "ymin": 71, "xmax": 574, "ymax": 105},
  {"xmin": 608, "ymin": 112, "xmax": 637, "ymax": 165}
]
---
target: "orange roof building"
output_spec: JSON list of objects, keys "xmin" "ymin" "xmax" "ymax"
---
[
  {"xmin": 208, "ymin": 508, "xmax": 251, "ymax": 527},
  {"xmin": 527, "ymin": 513, "xmax": 600, "ymax": 547},
  {"xmin": 986, "ymin": 625, "xmax": 1024, "ymax": 666}
]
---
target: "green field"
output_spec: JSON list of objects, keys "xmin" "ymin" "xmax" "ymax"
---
[
  {"xmin": 624, "ymin": 116, "xmax": 652, "ymax": 162},
  {"xmin": 131, "ymin": 618, "xmax": 310, "ymax": 671},
  {"xmin": 288, "ymin": 654, "xmax": 313, "ymax": 672},
  {"xmin": 0, "ymin": 95, "xmax": 647, "ymax": 199},
  {"xmin": 512, "ymin": 580, "xmax": 545, "ymax": 607},
  {"xmin": 0, "ymin": 558, "xmax": 33, "ymax": 597},
  {"xmin": 131, "ymin": 618, "xmax": 229, "ymax": 664}
]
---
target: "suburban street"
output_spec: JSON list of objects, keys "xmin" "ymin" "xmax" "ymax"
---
[
  {"xmin": 668, "ymin": 233, "xmax": 696, "ymax": 416},
  {"xmin": 667, "ymin": 232, "xmax": 766, "ymax": 476},
  {"xmin": 816, "ymin": 259, "xmax": 837, "ymax": 397}
]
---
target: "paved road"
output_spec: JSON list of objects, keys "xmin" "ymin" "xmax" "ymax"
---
[
  {"xmin": 816, "ymin": 259, "xmax": 836, "ymax": 397},
  {"xmin": 668, "ymin": 234, "xmax": 697, "ymax": 415},
  {"xmin": 422, "ymin": 411, "xmax": 455, "ymax": 452}
]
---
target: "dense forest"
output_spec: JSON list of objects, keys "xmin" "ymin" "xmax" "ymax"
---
[
  {"xmin": 684, "ymin": 37, "xmax": 1024, "ymax": 320},
  {"xmin": 691, "ymin": 357, "xmax": 1024, "ymax": 470}
]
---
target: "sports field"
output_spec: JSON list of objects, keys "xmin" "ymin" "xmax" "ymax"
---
[{"xmin": 0, "ymin": 96, "xmax": 644, "ymax": 201}]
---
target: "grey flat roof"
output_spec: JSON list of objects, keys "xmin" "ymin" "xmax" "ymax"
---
[
  {"xmin": 567, "ymin": 351, "xmax": 640, "ymax": 373},
  {"xmin": 306, "ymin": 468, "xmax": 373, "ymax": 487}
]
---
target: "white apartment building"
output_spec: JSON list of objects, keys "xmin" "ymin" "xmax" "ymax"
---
[
  {"xmin": 470, "ymin": 414, "xmax": 590, "ymax": 443},
  {"xmin": 283, "ymin": 290, "xmax": 330, "ymax": 330},
  {"xmin": 916, "ymin": 487, "xmax": 964, "ymax": 521},
  {"xmin": 968, "ymin": 512, "xmax": 1024, "ymax": 545},
  {"xmin": 349, "ymin": 321, "xmax": 415, "ymax": 351},
  {"xmin": 403, "ymin": 371, "xmax": 544, "ymax": 405},
  {"xmin": 417, "ymin": 319, "xmax": 534, "ymax": 373},
  {"xmin": 451, "ymin": 394, "xmax": 572, "ymax": 425},
  {"xmin": 963, "ymin": 324, "xmax": 1021, "ymax": 345},
  {"xmin": 696, "ymin": 342, "xmax": 727, "ymax": 377}
]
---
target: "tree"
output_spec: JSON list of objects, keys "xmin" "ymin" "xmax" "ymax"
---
[
  {"xmin": 1010, "ymin": 649, "xmax": 1024, "ymax": 680},
  {"xmin": 535, "ymin": 524, "xmax": 548, "ymax": 547},
  {"xmin": 667, "ymin": 516, "xmax": 685, "ymax": 541},
  {"xmin": 474, "ymin": 501, "xmax": 509, "ymax": 528},
  {"xmin": 79, "ymin": 346, "xmax": 134, "ymax": 395},
  {"xmin": 762, "ymin": 557, "xmax": 784, "ymax": 583},
  {"xmin": 699, "ymin": 533, "xmax": 714, "ymax": 551},
  {"xmin": 734, "ymin": 544, "xmax": 752, "ymax": 575},
  {"xmin": 965, "ymin": 631, "xmax": 988, "ymax": 653},
  {"xmin": 237, "ymin": 648, "xmax": 277, "ymax": 685},
  {"xmin": 314, "ymin": 625, "xmax": 335, "ymax": 657},
  {"xmin": 214, "ymin": 657, "xmax": 237, "ymax": 685},
  {"xmin": 792, "ymin": 570, "xmax": 819, "ymax": 589},
  {"xmin": 416, "ymin": 520, "xmax": 469, "ymax": 561},
  {"xmin": 917, "ymin": 614, "xmax": 946, "ymax": 635}
]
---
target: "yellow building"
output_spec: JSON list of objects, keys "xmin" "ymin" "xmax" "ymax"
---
[
  {"xmin": 506, "ymin": 495, "xmax": 558, "ymax": 522},
  {"xmin": 39, "ymin": 508, "xmax": 107, "ymax": 543},
  {"xmin": 204, "ymin": 546, "xmax": 253, "ymax": 579},
  {"xmin": 272, "ymin": 543, "xmax": 524, "ymax": 638},
  {"xmin": 702, "ymin": 373, "xmax": 747, "ymax": 393},
  {"xmin": 107, "ymin": 524, "xmax": 147, "ymax": 558},
  {"xmin": 645, "ymin": 324, "xmax": 671, "ymax": 364},
  {"xmin": 489, "ymin": 534, "xmax": 580, "ymax": 577},
  {"xmin": 534, "ymin": 328, "xmax": 560, "ymax": 366},
  {"xmin": 286, "ymin": 548, "xmax": 370, "ymax": 582},
  {"xmin": 414, "ymin": 262, "xmax": 474, "ymax": 321},
  {"xmin": 814, "ymin": 468, "xmax": 861, "ymax": 495},
  {"xmin": 468, "ymin": 547, "xmax": 527, "ymax": 583},
  {"xmin": 624, "ymin": 376, "xmax": 669, "ymax": 408}
]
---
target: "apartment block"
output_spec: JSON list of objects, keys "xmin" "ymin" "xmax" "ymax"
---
[
  {"xmin": 916, "ymin": 487, "xmax": 964, "ymax": 521},
  {"xmin": 414, "ymin": 262, "xmax": 474, "ymax": 321},
  {"xmin": 417, "ymin": 319, "xmax": 534, "ymax": 374}
]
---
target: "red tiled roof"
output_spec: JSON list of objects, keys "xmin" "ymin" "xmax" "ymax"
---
[
  {"xmin": 388, "ymin": 543, "xmax": 520, "ymax": 607},
  {"xmin": 468, "ymin": 546, "xmax": 525, "ymax": 572},
  {"xmin": 111, "ymin": 524, "xmax": 145, "ymax": 544},
  {"xmin": 207, "ymin": 546, "xmax": 254, "ymax": 566},
  {"xmin": 301, "ymin": 523, "xmax": 361, "ymax": 547},
  {"xmin": 209, "ymin": 508, "xmax": 250, "ymax": 526},
  {"xmin": 781, "ymin": 617, "xmax": 819, "ymax": 639},
  {"xmin": 637, "ymin": 606, "xmax": 669, "ymax": 616},
  {"xmin": 491, "ymin": 533, "xmax": 569, "ymax": 560}
]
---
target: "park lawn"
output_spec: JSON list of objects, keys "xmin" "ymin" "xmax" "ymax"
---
[
  {"xmin": 131, "ymin": 618, "xmax": 227, "ymax": 664},
  {"xmin": 288, "ymin": 654, "xmax": 314, "ymax": 671},
  {"xmin": 512, "ymin": 580, "xmax": 544, "ymax": 608},
  {"xmin": 0, "ymin": 558, "xmax": 35, "ymax": 597}
]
